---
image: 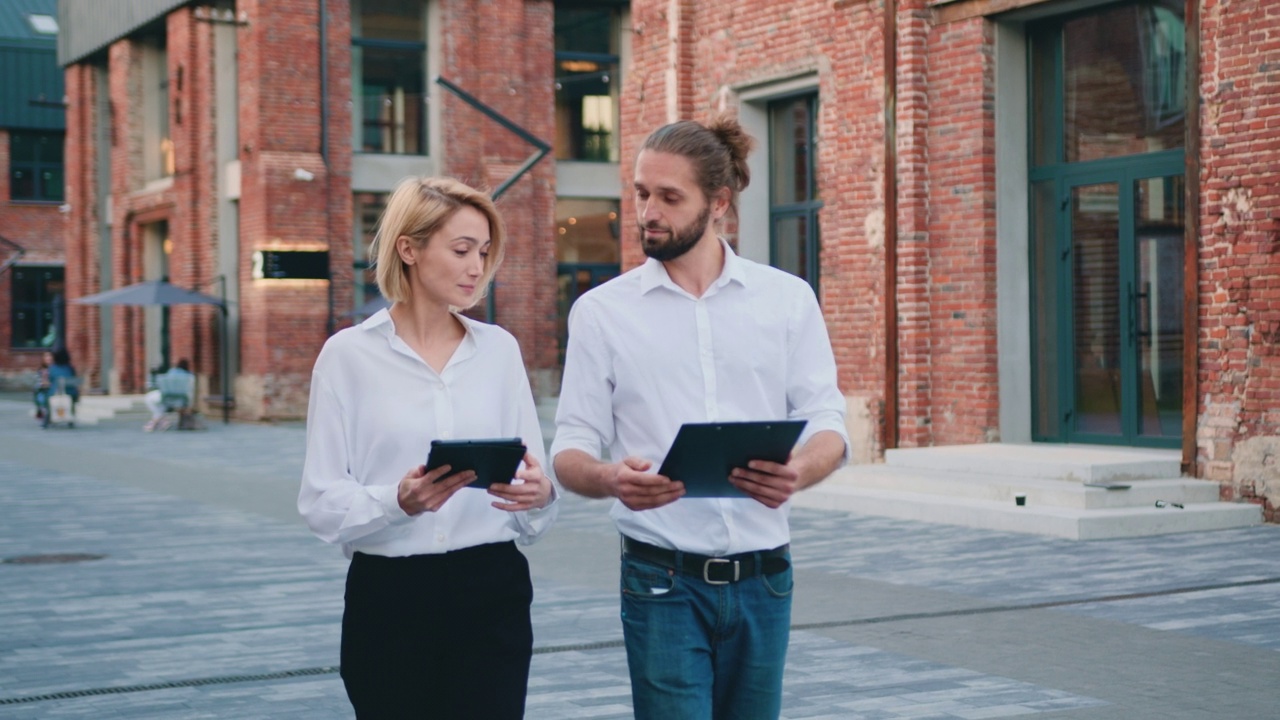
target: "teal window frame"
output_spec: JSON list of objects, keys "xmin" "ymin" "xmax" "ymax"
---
[
  {"xmin": 9, "ymin": 131, "xmax": 64, "ymax": 202},
  {"xmin": 768, "ymin": 92, "xmax": 822, "ymax": 296}
]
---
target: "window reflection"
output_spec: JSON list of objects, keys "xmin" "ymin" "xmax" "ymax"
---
[
  {"xmin": 352, "ymin": 0, "xmax": 427, "ymax": 155},
  {"xmin": 555, "ymin": 5, "xmax": 620, "ymax": 162}
]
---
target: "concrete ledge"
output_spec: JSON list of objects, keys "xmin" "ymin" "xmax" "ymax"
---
[
  {"xmin": 829, "ymin": 464, "xmax": 1221, "ymax": 509},
  {"xmin": 886, "ymin": 443, "xmax": 1182, "ymax": 482},
  {"xmin": 795, "ymin": 482, "xmax": 1262, "ymax": 540}
]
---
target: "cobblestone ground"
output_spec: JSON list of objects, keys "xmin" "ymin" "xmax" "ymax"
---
[{"xmin": 1, "ymin": 398, "xmax": 1278, "ymax": 719}]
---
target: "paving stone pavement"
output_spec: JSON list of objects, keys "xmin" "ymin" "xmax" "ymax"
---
[{"xmin": 1, "ymin": 398, "xmax": 1279, "ymax": 719}]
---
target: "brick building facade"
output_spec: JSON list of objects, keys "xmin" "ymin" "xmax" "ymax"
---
[
  {"xmin": 58, "ymin": 0, "xmax": 562, "ymax": 419},
  {"xmin": 0, "ymin": 0, "xmax": 66, "ymax": 390},
  {"xmin": 51, "ymin": 0, "xmax": 1277, "ymax": 520},
  {"xmin": 617, "ymin": 0, "xmax": 1278, "ymax": 520}
]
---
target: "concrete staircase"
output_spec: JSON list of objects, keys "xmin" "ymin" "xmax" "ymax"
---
[
  {"xmin": 70, "ymin": 394, "xmax": 147, "ymax": 426},
  {"xmin": 794, "ymin": 443, "xmax": 1263, "ymax": 540}
]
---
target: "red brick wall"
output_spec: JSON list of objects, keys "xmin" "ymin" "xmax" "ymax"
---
[
  {"xmin": 620, "ymin": 0, "xmax": 1002, "ymax": 452},
  {"xmin": 61, "ymin": 0, "xmax": 558, "ymax": 419},
  {"xmin": 0, "ymin": 129, "xmax": 68, "ymax": 387},
  {"xmin": 235, "ymin": 0, "xmax": 346, "ymax": 418},
  {"xmin": 1197, "ymin": 0, "xmax": 1280, "ymax": 520},
  {"xmin": 437, "ymin": 0, "xmax": 558, "ymax": 390},
  {"xmin": 63, "ymin": 63, "xmax": 100, "ymax": 391},
  {"xmin": 921, "ymin": 16, "xmax": 999, "ymax": 446}
]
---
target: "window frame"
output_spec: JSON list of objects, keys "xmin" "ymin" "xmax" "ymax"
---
[
  {"xmin": 10, "ymin": 265, "xmax": 65, "ymax": 349},
  {"xmin": 8, "ymin": 131, "xmax": 65, "ymax": 203},
  {"xmin": 351, "ymin": 0, "xmax": 429, "ymax": 156},
  {"xmin": 554, "ymin": 3, "xmax": 623, "ymax": 162},
  {"xmin": 767, "ymin": 92, "xmax": 822, "ymax": 296}
]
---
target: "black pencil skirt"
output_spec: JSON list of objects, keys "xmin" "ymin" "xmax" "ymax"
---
[{"xmin": 340, "ymin": 542, "xmax": 534, "ymax": 719}]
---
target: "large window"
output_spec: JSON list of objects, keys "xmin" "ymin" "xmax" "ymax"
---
[
  {"xmin": 769, "ymin": 94, "xmax": 821, "ymax": 294},
  {"xmin": 9, "ymin": 132, "xmax": 64, "ymax": 202},
  {"xmin": 10, "ymin": 266, "xmax": 64, "ymax": 349},
  {"xmin": 555, "ymin": 4, "xmax": 621, "ymax": 162},
  {"xmin": 352, "ymin": 0, "xmax": 427, "ymax": 155},
  {"xmin": 142, "ymin": 38, "xmax": 173, "ymax": 182}
]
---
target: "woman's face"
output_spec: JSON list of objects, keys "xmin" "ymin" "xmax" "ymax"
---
[
  {"xmin": 42, "ymin": 351, "xmax": 54, "ymax": 366},
  {"xmin": 400, "ymin": 205, "xmax": 491, "ymax": 309}
]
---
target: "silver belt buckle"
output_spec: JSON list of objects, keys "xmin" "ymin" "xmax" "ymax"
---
[{"xmin": 702, "ymin": 557, "xmax": 739, "ymax": 585}]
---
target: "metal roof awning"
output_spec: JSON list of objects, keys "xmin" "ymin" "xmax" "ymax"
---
[{"xmin": 57, "ymin": 0, "xmax": 188, "ymax": 66}]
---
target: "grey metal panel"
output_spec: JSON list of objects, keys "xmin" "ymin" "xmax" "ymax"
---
[
  {"xmin": 57, "ymin": 0, "xmax": 190, "ymax": 66},
  {"xmin": 0, "ymin": 0, "xmax": 59, "ymax": 44},
  {"xmin": 0, "ymin": 47, "xmax": 65, "ymax": 130}
]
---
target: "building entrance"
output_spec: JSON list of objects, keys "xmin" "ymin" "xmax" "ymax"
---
[{"xmin": 1028, "ymin": 0, "xmax": 1186, "ymax": 447}]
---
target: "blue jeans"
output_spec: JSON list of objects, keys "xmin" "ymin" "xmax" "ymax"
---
[{"xmin": 620, "ymin": 550, "xmax": 794, "ymax": 720}]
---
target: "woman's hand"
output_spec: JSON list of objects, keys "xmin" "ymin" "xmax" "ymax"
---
[
  {"xmin": 487, "ymin": 452, "xmax": 553, "ymax": 512},
  {"xmin": 397, "ymin": 464, "xmax": 476, "ymax": 515}
]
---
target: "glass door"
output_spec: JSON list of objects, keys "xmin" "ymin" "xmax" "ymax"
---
[
  {"xmin": 1028, "ymin": 0, "xmax": 1187, "ymax": 447},
  {"xmin": 1054, "ymin": 169, "xmax": 1183, "ymax": 447}
]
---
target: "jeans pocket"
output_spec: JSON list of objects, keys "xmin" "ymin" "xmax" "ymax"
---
[
  {"xmin": 760, "ymin": 564, "xmax": 794, "ymax": 598},
  {"xmin": 621, "ymin": 556, "xmax": 677, "ymax": 599}
]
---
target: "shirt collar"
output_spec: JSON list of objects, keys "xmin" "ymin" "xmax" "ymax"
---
[
  {"xmin": 361, "ymin": 307, "xmax": 479, "ymax": 368},
  {"xmin": 638, "ymin": 237, "xmax": 747, "ymax": 297}
]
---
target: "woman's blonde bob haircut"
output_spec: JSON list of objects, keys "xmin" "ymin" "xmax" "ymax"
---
[{"xmin": 370, "ymin": 176, "xmax": 506, "ymax": 308}]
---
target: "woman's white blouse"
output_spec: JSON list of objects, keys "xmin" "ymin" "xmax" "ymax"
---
[{"xmin": 298, "ymin": 309, "xmax": 557, "ymax": 558}]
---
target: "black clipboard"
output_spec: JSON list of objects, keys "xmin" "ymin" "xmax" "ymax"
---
[
  {"xmin": 657, "ymin": 420, "xmax": 807, "ymax": 498},
  {"xmin": 426, "ymin": 438, "xmax": 526, "ymax": 488}
]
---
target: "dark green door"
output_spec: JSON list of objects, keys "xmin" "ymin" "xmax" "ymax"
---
[
  {"xmin": 1045, "ymin": 168, "xmax": 1184, "ymax": 446},
  {"xmin": 1029, "ymin": 1, "xmax": 1187, "ymax": 447}
]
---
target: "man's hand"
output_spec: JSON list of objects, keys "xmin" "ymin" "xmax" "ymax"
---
[
  {"xmin": 488, "ymin": 451, "xmax": 554, "ymax": 512},
  {"xmin": 729, "ymin": 430, "xmax": 848, "ymax": 508},
  {"xmin": 610, "ymin": 456, "xmax": 685, "ymax": 511},
  {"xmin": 397, "ymin": 464, "xmax": 475, "ymax": 515},
  {"xmin": 728, "ymin": 459, "xmax": 800, "ymax": 509}
]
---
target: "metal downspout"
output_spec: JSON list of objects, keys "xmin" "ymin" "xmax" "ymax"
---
[
  {"xmin": 884, "ymin": 0, "xmax": 899, "ymax": 450},
  {"xmin": 320, "ymin": 0, "xmax": 334, "ymax": 336},
  {"xmin": 1181, "ymin": 0, "xmax": 1200, "ymax": 473}
]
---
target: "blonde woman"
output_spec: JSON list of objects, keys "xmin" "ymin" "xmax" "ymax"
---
[{"xmin": 299, "ymin": 177, "xmax": 557, "ymax": 719}]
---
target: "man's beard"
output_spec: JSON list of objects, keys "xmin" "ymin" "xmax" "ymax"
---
[{"xmin": 639, "ymin": 205, "xmax": 711, "ymax": 262}]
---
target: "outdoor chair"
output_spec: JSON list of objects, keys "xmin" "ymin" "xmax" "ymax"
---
[
  {"xmin": 40, "ymin": 377, "xmax": 79, "ymax": 429},
  {"xmin": 154, "ymin": 372, "xmax": 202, "ymax": 431}
]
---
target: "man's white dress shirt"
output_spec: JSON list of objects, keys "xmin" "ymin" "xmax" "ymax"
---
[
  {"xmin": 551, "ymin": 240, "xmax": 849, "ymax": 556},
  {"xmin": 299, "ymin": 309, "xmax": 557, "ymax": 558}
]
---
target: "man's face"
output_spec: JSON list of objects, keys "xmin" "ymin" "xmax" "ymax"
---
[{"xmin": 634, "ymin": 150, "xmax": 716, "ymax": 262}]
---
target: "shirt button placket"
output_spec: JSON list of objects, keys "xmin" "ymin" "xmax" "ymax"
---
[{"xmin": 695, "ymin": 300, "xmax": 718, "ymax": 421}]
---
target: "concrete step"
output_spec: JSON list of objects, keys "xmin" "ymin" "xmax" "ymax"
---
[
  {"xmin": 839, "ymin": 464, "xmax": 1220, "ymax": 509},
  {"xmin": 794, "ymin": 480, "xmax": 1263, "ymax": 540},
  {"xmin": 796, "ymin": 443, "xmax": 1261, "ymax": 540},
  {"xmin": 886, "ymin": 443, "xmax": 1181, "ymax": 482},
  {"xmin": 73, "ymin": 394, "xmax": 147, "ymax": 426}
]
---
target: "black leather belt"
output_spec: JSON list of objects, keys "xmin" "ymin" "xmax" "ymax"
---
[{"xmin": 622, "ymin": 536, "xmax": 790, "ymax": 585}]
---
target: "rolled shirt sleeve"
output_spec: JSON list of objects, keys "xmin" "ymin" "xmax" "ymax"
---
[
  {"xmin": 788, "ymin": 288, "xmax": 852, "ymax": 465},
  {"xmin": 550, "ymin": 299, "xmax": 615, "ymax": 463}
]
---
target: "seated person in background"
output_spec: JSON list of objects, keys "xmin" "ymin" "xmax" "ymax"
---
[
  {"xmin": 144, "ymin": 358, "xmax": 194, "ymax": 431},
  {"xmin": 39, "ymin": 349, "xmax": 80, "ymax": 428},
  {"xmin": 32, "ymin": 350, "xmax": 53, "ymax": 420}
]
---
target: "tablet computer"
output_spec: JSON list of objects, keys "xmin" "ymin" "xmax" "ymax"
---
[
  {"xmin": 657, "ymin": 420, "xmax": 807, "ymax": 498},
  {"xmin": 426, "ymin": 438, "xmax": 527, "ymax": 489}
]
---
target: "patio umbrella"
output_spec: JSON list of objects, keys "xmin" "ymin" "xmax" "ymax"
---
[
  {"xmin": 74, "ymin": 279, "xmax": 231, "ymax": 424},
  {"xmin": 74, "ymin": 279, "xmax": 225, "ymax": 307}
]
